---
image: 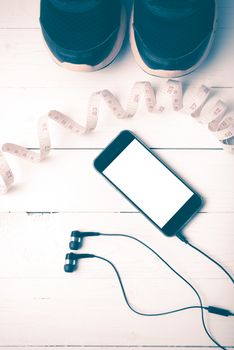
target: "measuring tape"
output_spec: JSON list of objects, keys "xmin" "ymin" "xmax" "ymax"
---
[{"xmin": 0, "ymin": 79, "xmax": 233, "ymax": 195}]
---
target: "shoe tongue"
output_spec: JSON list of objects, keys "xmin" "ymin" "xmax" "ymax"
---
[
  {"xmin": 146, "ymin": 0, "xmax": 201, "ymax": 19},
  {"xmin": 50, "ymin": 0, "xmax": 102, "ymax": 13}
]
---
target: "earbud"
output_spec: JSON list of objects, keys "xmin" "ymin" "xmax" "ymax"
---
[
  {"xmin": 69, "ymin": 230, "xmax": 100, "ymax": 250},
  {"xmin": 64, "ymin": 253, "xmax": 78, "ymax": 273},
  {"xmin": 64, "ymin": 252, "xmax": 95, "ymax": 273}
]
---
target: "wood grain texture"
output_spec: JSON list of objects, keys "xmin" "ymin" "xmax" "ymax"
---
[
  {"xmin": 0, "ymin": 87, "xmax": 233, "ymax": 149},
  {"xmin": 0, "ymin": 27, "xmax": 233, "ymax": 88},
  {"xmin": 0, "ymin": 212, "xmax": 233, "ymax": 279},
  {"xmin": 0, "ymin": 213, "xmax": 233, "ymax": 347},
  {"xmin": 2, "ymin": 348, "xmax": 233, "ymax": 350},
  {"xmin": 0, "ymin": 149, "xmax": 233, "ymax": 212},
  {"xmin": 0, "ymin": 0, "xmax": 233, "ymax": 89},
  {"xmin": 0, "ymin": 0, "xmax": 233, "ymax": 29},
  {"xmin": 0, "ymin": 0, "xmax": 233, "ymax": 349}
]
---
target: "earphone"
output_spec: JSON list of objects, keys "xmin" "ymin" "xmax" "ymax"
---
[
  {"xmin": 64, "ymin": 230, "xmax": 234, "ymax": 350},
  {"xmin": 64, "ymin": 252, "xmax": 95, "ymax": 273},
  {"xmin": 69, "ymin": 231, "xmax": 100, "ymax": 250}
]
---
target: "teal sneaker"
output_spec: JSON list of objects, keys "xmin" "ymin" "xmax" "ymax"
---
[
  {"xmin": 40, "ymin": 0, "xmax": 126, "ymax": 71},
  {"xmin": 130, "ymin": 0, "xmax": 217, "ymax": 77}
]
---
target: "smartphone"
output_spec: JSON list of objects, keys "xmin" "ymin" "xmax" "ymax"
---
[{"xmin": 93, "ymin": 130, "xmax": 202, "ymax": 237}]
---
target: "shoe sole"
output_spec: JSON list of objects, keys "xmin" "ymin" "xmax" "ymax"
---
[
  {"xmin": 129, "ymin": 0, "xmax": 217, "ymax": 78},
  {"xmin": 44, "ymin": 5, "xmax": 127, "ymax": 72}
]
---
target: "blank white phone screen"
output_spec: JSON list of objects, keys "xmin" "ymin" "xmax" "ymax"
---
[{"xmin": 103, "ymin": 139, "xmax": 193, "ymax": 228}]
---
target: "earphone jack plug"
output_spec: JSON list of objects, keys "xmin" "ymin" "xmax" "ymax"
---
[{"xmin": 207, "ymin": 306, "xmax": 234, "ymax": 317}]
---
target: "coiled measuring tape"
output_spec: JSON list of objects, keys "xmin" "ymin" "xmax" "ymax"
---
[{"xmin": 0, "ymin": 79, "xmax": 233, "ymax": 195}]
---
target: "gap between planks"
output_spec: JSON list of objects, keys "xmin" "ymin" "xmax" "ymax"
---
[{"xmin": 0, "ymin": 345, "xmax": 233, "ymax": 348}]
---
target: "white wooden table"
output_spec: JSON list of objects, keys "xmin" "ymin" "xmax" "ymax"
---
[{"xmin": 0, "ymin": 0, "xmax": 233, "ymax": 349}]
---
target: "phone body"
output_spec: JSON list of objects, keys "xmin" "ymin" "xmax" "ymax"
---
[{"xmin": 94, "ymin": 130, "xmax": 203, "ymax": 237}]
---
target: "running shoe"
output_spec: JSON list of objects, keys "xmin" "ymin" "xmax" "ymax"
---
[
  {"xmin": 40, "ymin": 0, "xmax": 126, "ymax": 71},
  {"xmin": 130, "ymin": 0, "xmax": 217, "ymax": 77}
]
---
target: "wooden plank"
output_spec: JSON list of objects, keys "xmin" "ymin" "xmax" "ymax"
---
[
  {"xmin": 0, "ymin": 212, "xmax": 233, "ymax": 347},
  {"xmin": 0, "ymin": 0, "xmax": 40, "ymax": 28},
  {"xmin": 0, "ymin": 212, "xmax": 233, "ymax": 279},
  {"xmin": 4, "ymin": 348, "xmax": 233, "ymax": 350},
  {"xmin": 3, "ymin": 345, "xmax": 233, "ymax": 350},
  {"xmin": 0, "ymin": 279, "xmax": 233, "ymax": 347},
  {"xmin": 0, "ymin": 26, "xmax": 233, "ymax": 88},
  {"xmin": 0, "ymin": 87, "xmax": 233, "ymax": 149},
  {"xmin": 0, "ymin": 149, "xmax": 233, "ymax": 212},
  {"xmin": 0, "ymin": 0, "xmax": 233, "ymax": 29},
  {"xmin": 5, "ymin": 348, "xmax": 233, "ymax": 350},
  {"xmin": 4, "ymin": 348, "xmax": 232, "ymax": 350}
]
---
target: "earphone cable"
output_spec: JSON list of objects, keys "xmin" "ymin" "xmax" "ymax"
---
[
  {"xmin": 94, "ymin": 255, "xmax": 206, "ymax": 316},
  {"xmin": 98, "ymin": 233, "xmax": 227, "ymax": 350},
  {"xmin": 176, "ymin": 233, "xmax": 234, "ymax": 284},
  {"xmin": 188, "ymin": 242, "xmax": 234, "ymax": 284}
]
